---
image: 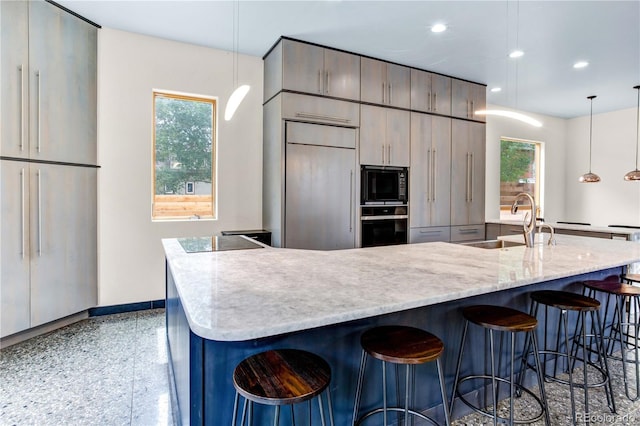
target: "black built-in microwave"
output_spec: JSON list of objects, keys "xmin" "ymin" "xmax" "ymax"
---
[{"xmin": 361, "ymin": 166, "xmax": 408, "ymax": 205}]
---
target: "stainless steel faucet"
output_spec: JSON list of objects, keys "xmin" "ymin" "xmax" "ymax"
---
[
  {"xmin": 511, "ymin": 192, "xmax": 537, "ymax": 247},
  {"xmin": 538, "ymin": 223, "xmax": 556, "ymax": 246}
]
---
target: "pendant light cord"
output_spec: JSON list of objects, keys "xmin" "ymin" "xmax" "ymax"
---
[
  {"xmin": 589, "ymin": 97, "xmax": 594, "ymax": 173},
  {"xmin": 635, "ymin": 86, "xmax": 640, "ymax": 169}
]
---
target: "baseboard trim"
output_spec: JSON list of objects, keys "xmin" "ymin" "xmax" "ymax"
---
[
  {"xmin": 88, "ymin": 300, "xmax": 165, "ymax": 317},
  {"xmin": 1, "ymin": 311, "xmax": 89, "ymax": 349}
]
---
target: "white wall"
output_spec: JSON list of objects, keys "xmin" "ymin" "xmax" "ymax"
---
[
  {"xmin": 98, "ymin": 29, "xmax": 263, "ymax": 306},
  {"xmin": 485, "ymin": 104, "xmax": 567, "ymax": 222},
  {"xmin": 564, "ymin": 107, "xmax": 640, "ymax": 226}
]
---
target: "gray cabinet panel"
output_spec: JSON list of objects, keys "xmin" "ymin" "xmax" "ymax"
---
[
  {"xmin": 285, "ymin": 140, "xmax": 356, "ymax": 250},
  {"xmin": 451, "ymin": 79, "xmax": 486, "ymax": 122},
  {"xmin": 0, "ymin": 1, "xmax": 29, "ymax": 158},
  {"xmin": 410, "ymin": 113, "xmax": 451, "ymax": 228},
  {"xmin": 29, "ymin": 0, "xmax": 97, "ymax": 164},
  {"xmin": 411, "ymin": 69, "xmax": 450, "ymax": 115},
  {"xmin": 451, "ymin": 120, "xmax": 485, "ymax": 226},
  {"xmin": 0, "ymin": 161, "xmax": 31, "ymax": 337},
  {"xmin": 431, "ymin": 74, "xmax": 452, "ymax": 115},
  {"xmin": 409, "ymin": 226, "xmax": 450, "ymax": 243},
  {"xmin": 282, "ymin": 39, "xmax": 325, "ymax": 95},
  {"xmin": 287, "ymin": 122, "xmax": 356, "ymax": 149},
  {"xmin": 450, "ymin": 224, "xmax": 486, "ymax": 242},
  {"xmin": 360, "ymin": 105, "xmax": 409, "ymax": 166},
  {"xmin": 361, "ymin": 57, "xmax": 410, "ymax": 108},
  {"xmin": 323, "ymin": 49, "xmax": 360, "ymax": 100},
  {"xmin": 281, "ymin": 92, "xmax": 359, "ymax": 126},
  {"xmin": 30, "ymin": 164, "xmax": 97, "ymax": 327}
]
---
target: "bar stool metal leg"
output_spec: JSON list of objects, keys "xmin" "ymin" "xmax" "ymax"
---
[{"xmin": 352, "ymin": 349, "xmax": 367, "ymax": 426}]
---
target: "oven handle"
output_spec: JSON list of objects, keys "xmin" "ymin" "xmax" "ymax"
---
[{"xmin": 361, "ymin": 215, "xmax": 408, "ymax": 221}]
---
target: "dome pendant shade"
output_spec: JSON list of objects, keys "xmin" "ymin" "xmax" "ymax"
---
[
  {"xmin": 624, "ymin": 85, "xmax": 640, "ymax": 181},
  {"xmin": 579, "ymin": 95, "xmax": 601, "ymax": 183},
  {"xmin": 579, "ymin": 172, "xmax": 601, "ymax": 183}
]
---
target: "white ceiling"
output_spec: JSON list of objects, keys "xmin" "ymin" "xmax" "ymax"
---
[{"xmin": 57, "ymin": 0, "xmax": 640, "ymax": 119}]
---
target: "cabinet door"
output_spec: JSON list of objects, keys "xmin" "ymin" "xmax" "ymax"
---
[
  {"xmin": 471, "ymin": 83, "xmax": 487, "ymax": 122},
  {"xmin": 451, "ymin": 79, "xmax": 472, "ymax": 119},
  {"xmin": 431, "ymin": 74, "xmax": 452, "ymax": 116},
  {"xmin": 468, "ymin": 122, "xmax": 486, "ymax": 224},
  {"xmin": 324, "ymin": 49, "xmax": 360, "ymax": 101},
  {"xmin": 360, "ymin": 57, "xmax": 386, "ymax": 105},
  {"xmin": 410, "ymin": 69, "xmax": 431, "ymax": 113},
  {"xmin": 451, "ymin": 120, "xmax": 471, "ymax": 225},
  {"xmin": 282, "ymin": 39, "xmax": 324, "ymax": 96},
  {"xmin": 30, "ymin": 164, "xmax": 97, "ymax": 327},
  {"xmin": 360, "ymin": 105, "xmax": 386, "ymax": 166},
  {"xmin": 431, "ymin": 116, "xmax": 452, "ymax": 226},
  {"xmin": 285, "ymin": 142, "xmax": 356, "ymax": 250},
  {"xmin": 409, "ymin": 226, "xmax": 450, "ymax": 243},
  {"xmin": 410, "ymin": 113, "xmax": 432, "ymax": 228},
  {"xmin": 386, "ymin": 63, "xmax": 410, "ymax": 108},
  {"xmin": 0, "ymin": 160, "xmax": 31, "ymax": 337},
  {"xmin": 29, "ymin": 1, "xmax": 98, "ymax": 165},
  {"xmin": 0, "ymin": 1, "xmax": 29, "ymax": 159},
  {"xmin": 386, "ymin": 109, "xmax": 410, "ymax": 166}
]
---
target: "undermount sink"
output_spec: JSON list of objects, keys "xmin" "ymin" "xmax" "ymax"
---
[{"xmin": 461, "ymin": 239, "xmax": 525, "ymax": 249}]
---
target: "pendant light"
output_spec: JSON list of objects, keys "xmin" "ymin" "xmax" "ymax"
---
[
  {"xmin": 624, "ymin": 85, "xmax": 640, "ymax": 181},
  {"xmin": 579, "ymin": 95, "xmax": 601, "ymax": 183},
  {"xmin": 224, "ymin": 0, "xmax": 250, "ymax": 121}
]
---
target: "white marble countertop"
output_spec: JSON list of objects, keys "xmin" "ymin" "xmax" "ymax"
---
[
  {"xmin": 163, "ymin": 235, "xmax": 640, "ymax": 342},
  {"xmin": 486, "ymin": 219, "xmax": 640, "ymax": 239}
]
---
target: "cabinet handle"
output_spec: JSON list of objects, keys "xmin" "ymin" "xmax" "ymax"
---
[
  {"xmin": 381, "ymin": 144, "xmax": 385, "ymax": 164},
  {"xmin": 389, "ymin": 82, "xmax": 392, "ymax": 105},
  {"xmin": 36, "ymin": 70, "xmax": 41, "ymax": 153},
  {"xmin": 325, "ymin": 71, "xmax": 330, "ymax": 95},
  {"xmin": 317, "ymin": 70, "xmax": 322, "ymax": 94},
  {"xmin": 349, "ymin": 170, "xmax": 354, "ymax": 232},
  {"xmin": 459, "ymin": 228, "xmax": 480, "ymax": 234},
  {"xmin": 19, "ymin": 65, "xmax": 25, "ymax": 151},
  {"xmin": 426, "ymin": 149, "xmax": 431, "ymax": 201},
  {"xmin": 20, "ymin": 168, "xmax": 26, "ymax": 258},
  {"xmin": 428, "ymin": 92, "xmax": 432, "ymax": 111},
  {"xmin": 420, "ymin": 229, "xmax": 442, "ymax": 234},
  {"xmin": 388, "ymin": 144, "xmax": 391, "ymax": 164},
  {"xmin": 469, "ymin": 152, "xmax": 474, "ymax": 203},
  {"xmin": 466, "ymin": 153, "xmax": 471, "ymax": 202},
  {"xmin": 382, "ymin": 82, "xmax": 386, "ymax": 104},
  {"xmin": 37, "ymin": 169, "xmax": 42, "ymax": 256},
  {"xmin": 294, "ymin": 112, "xmax": 351, "ymax": 123},
  {"xmin": 433, "ymin": 93, "xmax": 437, "ymax": 112},
  {"xmin": 432, "ymin": 149, "xmax": 437, "ymax": 202},
  {"xmin": 471, "ymin": 100, "xmax": 474, "ymax": 118}
]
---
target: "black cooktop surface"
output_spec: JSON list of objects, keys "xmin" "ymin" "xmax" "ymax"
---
[{"xmin": 178, "ymin": 235, "xmax": 264, "ymax": 253}]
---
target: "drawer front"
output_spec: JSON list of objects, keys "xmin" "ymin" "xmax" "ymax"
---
[
  {"xmin": 500, "ymin": 224, "xmax": 524, "ymax": 236},
  {"xmin": 286, "ymin": 122, "xmax": 356, "ymax": 149},
  {"xmin": 282, "ymin": 93, "xmax": 359, "ymax": 127},
  {"xmin": 450, "ymin": 224, "xmax": 486, "ymax": 242},
  {"xmin": 410, "ymin": 226, "xmax": 450, "ymax": 243}
]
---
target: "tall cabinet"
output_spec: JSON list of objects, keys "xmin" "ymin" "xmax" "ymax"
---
[{"xmin": 1, "ymin": 0, "xmax": 98, "ymax": 338}]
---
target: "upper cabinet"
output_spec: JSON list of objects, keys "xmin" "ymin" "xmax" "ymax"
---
[
  {"xmin": 264, "ymin": 39, "xmax": 361, "ymax": 102},
  {"xmin": 360, "ymin": 105, "xmax": 410, "ymax": 167},
  {"xmin": 410, "ymin": 69, "xmax": 451, "ymax": 115},
  {"xmin": 451, "ymin": 79, "xmax": 486, "ymax": 122},
  {"xmin": 451, "ymin": 120, "xmax": 486, "ymax": 226},
  {"xmin": 1, "ymin": 0, "xmax": 97, "ymax": 165},
  {"xmin": 361, "ymin": 57, "xmax": 410, "ymax": 109}
]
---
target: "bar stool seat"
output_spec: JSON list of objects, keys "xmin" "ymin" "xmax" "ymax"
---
[
  {"xmin": 623, "ymin": 274, "xmax": 640, "ymax": 285},
  {"xmin": 232, "ymin": 349, "xmax": 334, "ymax": 425},
  {"xmin": 451, "ymin": 305, "xmax": 550, "ymax": 425},
  {"xmin": 522, "ymin": 289, "xmax": 616, "ymax": 423},
  {"xmin": 353, "ymin": 325, "xmax": 450, "ymax": 426},
  {"xmin": 583, "ymin": 280, "xmax": 640, "ymax": 401}
]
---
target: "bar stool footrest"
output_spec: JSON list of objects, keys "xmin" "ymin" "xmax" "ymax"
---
[
  {"xmin": 524, "ymin": 350, "xmax": 610, "ymax": 389},
  {"xmin": 355, "ymin": 406, "xmax": 440, "ymax": 426},
  {"xmin": 455, "ymin": 375, "xmax": 546, "ymax": 425}
]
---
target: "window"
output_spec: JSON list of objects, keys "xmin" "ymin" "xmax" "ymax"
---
[
  {"xmin": 153, "ymin": 91, "xmax": 216, "ymax": 220},
  {"xmin": 499, "ymin": 138, "xmax": 544, "ymax": 221}
]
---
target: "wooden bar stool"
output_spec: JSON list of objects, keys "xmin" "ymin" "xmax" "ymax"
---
[
  {"xmin": 232, "ymin": 349, "xmax": 334, "ymax": 426},
  {"xmin": 521, "ymin": 290, "xmax": 616, "ymax": 423},
  {"xmin": 583, "ymin": 279, "xmax": 640, "ymax": 401},
  {"xmin": 450, "ymin": 305, "xmax": 550, "ymax": 426},
  {"xmin": 352, "ymin": 325, "xmax": 450, "ymax": 426}
]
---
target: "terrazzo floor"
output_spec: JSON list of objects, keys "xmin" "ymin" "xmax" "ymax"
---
[{"xmin": 2, "ymin": 309, "xmax": 640, "ymax": 425}]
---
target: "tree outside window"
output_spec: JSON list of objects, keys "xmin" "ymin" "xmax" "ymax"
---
[{"xmin": 153, "ymin": 92, "xmax": 216, "ymax": 219}]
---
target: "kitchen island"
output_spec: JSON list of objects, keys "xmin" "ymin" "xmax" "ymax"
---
[{"xmin": 164, "ymin": 235, "xmax": 640, "ymax": 425}]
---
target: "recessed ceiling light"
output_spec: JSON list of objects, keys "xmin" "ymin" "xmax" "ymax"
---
[
  {"xmin": 573, "ymin": 61, "xmax": 589, "ymax": 69},
  {"xmin": 509, "ymin": 50, "xmax": 524, "ymax": 59},
  {"xmin": 490, "ymin": 87, "xmax": 502, "ymax": 93},
  {"xmin": 431, "ymin": 23, "xmax": 447, "ymax": 33}
]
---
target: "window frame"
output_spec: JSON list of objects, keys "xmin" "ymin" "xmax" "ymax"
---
[
  {"xmin": 152, "ymin": 90, "xmax": 217, "ymax": 221},
  {"xmin": 499, "ymin": 137, "xmax": 545, "ymax": 220}
]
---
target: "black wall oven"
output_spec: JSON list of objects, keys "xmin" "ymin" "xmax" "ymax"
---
[
  {"xmin": 361, "ymin": 166, "xmax": 407, "ymax": 205},
  {"xmin": 361, "ymin": 205, "xmax": 408, "ymax": 247}
]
